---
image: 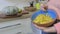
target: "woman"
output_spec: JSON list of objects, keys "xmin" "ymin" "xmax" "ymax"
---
[{"xmin": 34, "ymin": 0, "xmax": 60, "ymax": 34}]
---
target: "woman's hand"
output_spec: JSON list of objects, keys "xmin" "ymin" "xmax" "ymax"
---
[
  {"xmin": 41, "ymin": 4, "xmax": 48, "ymax": 11},
  {"xmin": 34, "ymin": 24, "xmax": 57, "ymax": 33},
  {"xmin": 41, "ymin": 4, "xmax": 60, "ymax": 20}
]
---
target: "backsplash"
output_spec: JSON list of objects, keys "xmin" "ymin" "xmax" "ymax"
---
[{"xmin": 0, "ymin": 0, "xmax": 34, "ymax": 10}]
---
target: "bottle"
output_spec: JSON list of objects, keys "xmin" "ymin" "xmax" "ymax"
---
[
  {"xmin": 30, "ymin": 1, "xmax": 34, "ymax": 7},
  {"xmin": 34, "ymin": 0, "xmax": 41, "ymax": 10}
]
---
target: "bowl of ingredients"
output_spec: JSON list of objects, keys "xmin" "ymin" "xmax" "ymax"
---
[{"xmin": 31, "ymin": 9, "xmax": 57, "ymax": 27}]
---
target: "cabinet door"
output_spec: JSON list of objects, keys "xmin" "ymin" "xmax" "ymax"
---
[
  {"xmin": 0, "ymin": 18, "xmax": 34, "ymax": 34},
  {"xmin": 0, "ymin": 23, "xmax": 22, "ymax": 34}
]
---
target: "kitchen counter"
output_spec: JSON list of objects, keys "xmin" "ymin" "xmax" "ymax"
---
[
  {"xmin": 0, "ymin": 12, "xmax": 36, "ymax": 22},
  {"xmin": 0, "ymin": 0, "xmax": 36, "ymax": 22}
]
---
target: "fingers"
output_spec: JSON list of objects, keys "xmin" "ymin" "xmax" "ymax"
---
[
  {"xmin": 33, "ymin": 23, "xmax": 56, "ymax": 33},
  {"xmin": 43, "ymin": 27, "xmax": 56, "ymax": 32},
  {"xmin": 41, "ymin": 4, "xmax": 48, "ymax": 11}
]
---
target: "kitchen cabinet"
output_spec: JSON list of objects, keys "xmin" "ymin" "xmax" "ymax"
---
[{"xmin": 0, "ymin": 18, "xmax": 34, "ymax": 34}]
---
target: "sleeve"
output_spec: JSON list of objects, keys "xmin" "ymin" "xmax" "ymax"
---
[{"xmin": 54, "ymin": 23, "xmax": 60, "ymax": 34}]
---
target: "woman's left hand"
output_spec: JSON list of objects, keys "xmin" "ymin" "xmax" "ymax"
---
[{"xmin": 34, "ymin": 24, "xmax": 57, "ymax": 33}]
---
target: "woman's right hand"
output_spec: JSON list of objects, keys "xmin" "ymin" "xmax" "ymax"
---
[
  {"xmin": 41, "ymin": 4, "xmax": 60, "ymax": 20},
  {"xmin": 41, "ymin": 4, "xmax": 48, "ymax": 11}
]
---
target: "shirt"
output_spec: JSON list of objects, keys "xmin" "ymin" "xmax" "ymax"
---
[{"xmin": 48, "ymin": 0, "xmax": 60, "ymax": 34}]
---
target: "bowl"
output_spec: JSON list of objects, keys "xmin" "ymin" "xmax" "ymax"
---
[
  {"xmin": 1, "ymin": 6, "xmax": 19, "ymax": 16},
  {"xmin": 31, "ymin": 9, "xmax": 57, "ymax": 27}
]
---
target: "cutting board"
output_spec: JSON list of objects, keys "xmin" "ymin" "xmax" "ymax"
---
[{"xmin": 0, "ymin": 12, "xmax": 36, "ymax": 22}]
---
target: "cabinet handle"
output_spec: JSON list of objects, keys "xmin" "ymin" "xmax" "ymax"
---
[
  {"xmin": 16, "ymin": 32, "xmax": 21, "ymax": 34},
  {"xmin": 0, "ymin": 23, "xmax": 21, "ymax": 29}
]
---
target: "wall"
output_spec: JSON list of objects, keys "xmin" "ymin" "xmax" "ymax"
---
[{"xmin": 0, "ymin": 0, "xmax": 34, "ymax": 10}]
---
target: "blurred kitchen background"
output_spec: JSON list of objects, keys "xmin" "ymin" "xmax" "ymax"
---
[{"xmin": 0, "ymin": 0, "xmax": 48, "ymax": 34}]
